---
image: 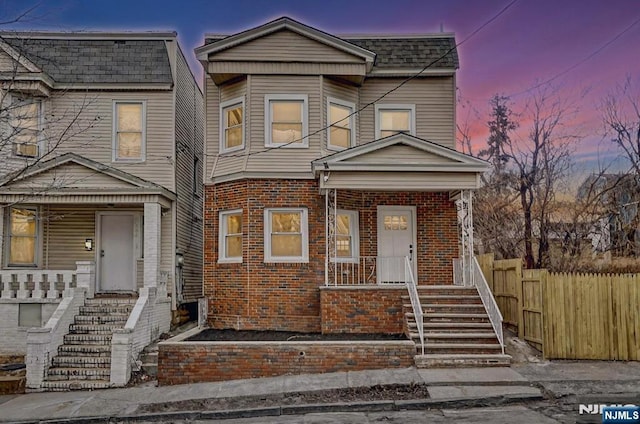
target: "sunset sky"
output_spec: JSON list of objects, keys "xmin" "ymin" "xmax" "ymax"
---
[{"xmin": 3, "ymin": 0, "xmax": 639, "ymax": 172}]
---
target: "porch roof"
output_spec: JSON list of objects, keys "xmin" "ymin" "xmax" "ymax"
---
[
  {"xmin": 0, "ymin": 153, "xmax": 175, "ymax": 206},
  {"xmin": 311, "ymin": 134, "xmax": 489, "ymax": 192}
]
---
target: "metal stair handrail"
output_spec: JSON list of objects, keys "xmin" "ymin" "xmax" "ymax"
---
[
  {"xmin": 404, "ymin": 256, "xmax": 424, "ymax": 355},
  {"xmin": 472, "ymin": 256, "xmax": 504, "ymax": 354}
]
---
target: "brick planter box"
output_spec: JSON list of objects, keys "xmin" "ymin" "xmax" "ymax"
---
[{"xmin": 157, "ymin": 328, "xmax": 415, "ymax": 386}]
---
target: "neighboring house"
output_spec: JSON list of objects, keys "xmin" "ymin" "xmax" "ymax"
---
[
  {"xmin": 0, "ymin": 32, "xmax": 203, "ymax": 390},
  {"xmin": 195, "ymin": 18, "xmax": 504, "ymax": 368}
]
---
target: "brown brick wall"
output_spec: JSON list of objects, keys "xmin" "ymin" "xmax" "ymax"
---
[
  {"xmin": 204, "ymin": 179, "xmax": 457, "ymax": 332},
  {"xmin": 158, "ymin": 341, "xmax": 415, "ymax": 385},
  {"xmin": 320, "ymin": 287, "xmax": 406, "ymax": 334}
]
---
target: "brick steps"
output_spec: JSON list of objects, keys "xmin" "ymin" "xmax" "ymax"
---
[
  {"xmin": 42, "ymin": 297, "xmax": 134, "ymax": 391},
  {"xmin": 406, "ymin": 285, "xmax": 510, "ymax": 367}
]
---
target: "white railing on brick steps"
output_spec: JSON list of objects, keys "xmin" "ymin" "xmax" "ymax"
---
[
  {"xmin": 404, "ymin": 257, "xmax": 424, "ymax": 355},
  {"xmin": 1, "ymin": 270, "xmax": 76, "ymax": 299},
  {"xmin": 329, "ymin": 256, "xmax": 408, "ymax": 285},
  {"xmin": 472, "ymin": 256, "xmax": 505, "ymax": 354}
]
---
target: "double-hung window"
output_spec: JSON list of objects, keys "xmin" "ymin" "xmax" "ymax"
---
[
  {"xmin": 334, "ymin": 210, "xmax": 359, "ymax": 262},
  {"xmin": 265, "ymin": 94, "xmax": 308, "ymax": 147},
  {"xmin": 113, "ymin": 101, "xmax": 146, "ymax": 161},
  {"xmin": 220, "ymin": 97, "xmax": 244, "ymax": 152},
  {"xmin": 327, "ymin": 98, "xmax": 355, "ymax": 150},
  {"xmin": 7, "ymin": 206, "xmax": 38, "ymax": 267},
  {"xmin": 265, "ymin": 208, "xmax": 308, "ymax": 262},
  {"xmin": 375, "ymin": 104, "xmax": 416, "ymax": 138},
  {"xmin": 10, "ymin": 95, "xmax": 41, "ymax": 158},
  {"xmin": 219, "ymin": 210, "xmax": 242, "ymax": 263}
]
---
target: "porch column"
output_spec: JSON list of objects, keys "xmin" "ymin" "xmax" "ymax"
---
[
  {"xmin": 144, "ymin": 202, "xmax": 162, "ymax": 288},
  {"xmin": 456, "ymin": 190, "xmax": 475, "ymax": 286},
  {"xmin": 0, "ymin": 207, "xmax": 4, "ymax": 263},
  {"xmin": 325, "ymin": 189, "xmax": 337, "ymax": 286}
]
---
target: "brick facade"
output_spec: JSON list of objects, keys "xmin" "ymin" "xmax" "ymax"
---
[
  {"xmin": 204, "ymin": 178, "xmax": 458, "ymax": 332},
  {"xmin": 158, "ymin": 339, "xmax": 415, "ymax": 385}
]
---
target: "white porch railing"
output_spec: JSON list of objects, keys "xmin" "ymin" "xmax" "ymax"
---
[
  {"xmin": 471, "ymin": 257, "xmax": 504, "ymax": 354},
  {"xmin": 452, "ymin": 258, "xmax": 464, "ymax": 286},
  {"xmin": 328, "ymin": 256, "xmax": 409, "ymax": 285},
  {"xmin": 404, "ymin": 256, "xmax": 424, "ymax": 355},
  {"xmin": 1, "ymin": 270, "xmax": 76, "ymax": 299}
]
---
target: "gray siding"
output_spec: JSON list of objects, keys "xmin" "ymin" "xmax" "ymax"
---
[
  {"xmin": 359, "ymin": 77, "xmax": 456, "ymax": 148},
  {"xmin": 343, "ymin": 145, "xmax": 456, "ymax": 164},
  {"xmin": 173, "ymin": 46, "xmax": 204, "ymax": 303},
  {"xmin": 324, "ymin": 171, "xmax": 479, "ymax": 190}
]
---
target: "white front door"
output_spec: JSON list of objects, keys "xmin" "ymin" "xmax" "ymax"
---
[
  {"xmin": 99, "ymin": 214, "xmax": 135, "ymax": 292},
  {"xmin": 377, "ymin": 206, "xmax": 417, "ymax": 283}
]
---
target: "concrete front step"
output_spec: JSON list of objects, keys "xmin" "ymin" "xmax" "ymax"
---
[
  {"xmin": 415, "ymin": 353, "xmax": 511, "ymax": 368},
  {"xmin": 410, "ymin": 322, "xmax": 494, "ymax": 332},
  {"xmin": 408, "ymin": 312, "xmax": 491, "ymax": 323},
  {"xmin": 74, "ymin": 314, "xmax": 129, "ymax": 324},
  {"xmin": 402, "ymin": 294, "xmax": 483, "ymax": 304},
  {"xmin": 46, "ymin": 367, "xmax": 111, "ymax": 380},
  {"xmin": 422, "ymin": 305, "xmax": 487, "ymax": 314},
  {"xmin": 51, "ymin": 356, "xmax": 111, "ymax": 367},
  {"xmin": 410, "ymin": 332, "xmax": 498, "ymax": 341},
  {"xmin": 58, "ymin": 344, "xmax": 111, "ymax": 355},
  {"xmin": 85, "ymin": 298, "xmax": 137, "ymax": 306},
  {"xmin": 69, "ymin": 323, "xmax": 125, "ymax": 334},
  {"xmin": 424, "ymin": 343, "xmax": 503, "ymax": 354},
  {"xmin": 63, "ymin": 334, "xmax": 113, "ymax": 344},
  {"xmin": 40, "ymin": 379, "xmax": 111, "ymax": 391},
  {"xmin": 416, "ymin": 286, "xmax": 479, "ymax": 296},
  {"xmin": 140, "ymin": 351, "xmax": 158, "ymax": 377},
  {"xmin": 79, "ymin": 305, "xmax": 134, "ymax": 315}
]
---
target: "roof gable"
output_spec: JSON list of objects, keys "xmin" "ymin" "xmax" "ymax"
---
[
  {"xmin": 197, "ymin": 17, "xmax": 376, "ymax": 65},
  {"xmin": 313, "ymin": 134, "xmax": 488, "ymax": 173}
]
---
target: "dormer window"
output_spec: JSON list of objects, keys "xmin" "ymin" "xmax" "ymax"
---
[
  {"xmin": 9, "ymin": 95, "xmax": 41, "ymax": 158},
  {"xmin": 265, "ymin": 94, "xmax": 308, "ymax": 148},
  {"xmin": 375, "ymin": 104, "xmax": 416, "ymax": 139},
  {"xmin": 327, "ymin": 98, "xmax": 355, "ymax": 150},
  {"xmin": 220, "ymin": 97, "xmax": 244, "ymax": 153}
]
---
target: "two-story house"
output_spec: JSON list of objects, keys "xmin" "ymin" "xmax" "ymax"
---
[
  {"xmin": 0, "ymin": 31, "xmax": 203, "ymax": 390},
  {"xmin": 196, "ymin": 18, "xmax": 507, "ymax": 368}
]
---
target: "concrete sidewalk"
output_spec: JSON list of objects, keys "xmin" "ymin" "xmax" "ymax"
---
[{"xmin": 0, "ymin": 361, "xmax": 639, "ymax": 423}]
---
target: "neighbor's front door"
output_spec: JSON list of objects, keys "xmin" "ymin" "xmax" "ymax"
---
[
  {"xmin": 99, "ymin": 213, "xmax": 135, "ymax": 292},
  {"xmin": 377, "ymin": 206, "xmax": 417, "ymax": 283}
]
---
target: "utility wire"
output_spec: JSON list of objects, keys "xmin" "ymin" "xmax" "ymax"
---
[{"xmin": 212, "ymin": 0, "xmax": 520, "ymax": 159}]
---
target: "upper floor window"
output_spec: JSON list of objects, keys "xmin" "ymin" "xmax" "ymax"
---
[
  {"xmin": 9, "ymin": 95, "xmax": 41, "ymax": 158},
  {"xmin": 264, "ymin": 208, "xmax": 309, "ymax": 263},
  {"xmin": 327, "ymin": 98, "xmax": 355, "ymax": 150},
  {"xmin": 113, "ymin": 101, "xmax": 146, "ymax": 162},
  {"xmin": 219, "ymin": 209, "xmax": 242, "ymax": 263},
  {"xmin": 375, "ymin": 104, "xmax": 416, "ymax": 139},
  {"xmin": 220, "ymin": 97, "xmax": 244, "ymax": 153},
  {"xmin": 6, "ymin": 206, "xmax": 38, "ymax": 267},
  {"xmin": 265, "ymin": 94, "xmax": 308, "ymax": 148}
]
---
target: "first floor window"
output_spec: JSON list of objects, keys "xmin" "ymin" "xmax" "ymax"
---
[
  {"xmin": 265, "ymin": 208, "xmax": 308, "ymax": 262},
  {"xmin": 335, "ymin": 210, "xmax": 359, "ymax": 261},
  {"xmin": 375, "ymin": 104, "xmax": 415, "ymax": 138},
  {"xmin": 219, "ymin": 209, "xmax": 242, "ymax": 262},
  {"xmin": 113, "ymin": 101, "xmax": 145, "ymax": 161},
  {"xmin": 7, "ymin": 206, "xmax": 38, "ymax": 266},
  {"xmin": 10, "ymin": 95, "xmax": 41, "ymax": 158}
]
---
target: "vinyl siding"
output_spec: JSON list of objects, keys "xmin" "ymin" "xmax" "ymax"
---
[
  {"xmin": 211, "ymin": 29, "xmax": 363, "ymax": 63},
  {"xmin": 6, "ymin": 163, "xmax": 135, "ymax": 189},
  {"xmin": 322, "ymin": 78, "xmax": 359, "ymax": 156},
  {"xmin": 43, "ymin": 90, "xmax": 176, "ymax": 191},
  {"xmin": 323, "ymin": 171, "xmax": 479, "ymax": 190},
  {"xmin": 173, "ymin": 46, "xmax": 204, "ymax": 303},
  {"xmin": 42, "ymin": 205, "xmax": 97, "ymax": 269},
  {"xmin": 342, "ymin": 145, "xmax": 457, "ymax": 164},
  {"xmin": 359, "ymin": 77, "xmax": 456, "ymax": 148},
  {"xmin": 0, "ymin": 50, "xmax": 29, "ymax": 72},
  {"xmin": 245, "ymin": 75, "xmax": 321, "ymax": 175}
]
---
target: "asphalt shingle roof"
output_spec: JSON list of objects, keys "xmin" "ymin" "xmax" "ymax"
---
[
  {"xmin": 3, "ymin": 38, "xmax": 173, "ymax": 84},
  {"xmin": 345, "ymin": 37, "xmax": 459, "ymax": 69}
]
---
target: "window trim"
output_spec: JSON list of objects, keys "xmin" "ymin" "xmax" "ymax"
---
[
  {"xmin": 264, "ymin": 207, "xmax": 309, "ymax": 263},
  {"xmin": 9, "ymin": 94, "xmax": 43, "ymax": 159},
  {"xmin": 264, "ymin": 94, "xmax": 309, "ymax": 148},
  {"xmin": 374, "ymin": 104, "xmax": 416, "ymax": 139},
  {"xmin": 112, "ymin": 100, "xmax": 147, "ymax": 163},
  {"xmin": 5, "ymin": 205, "xmax": 40, "ymax": 268},
  {"xmin": 327, "ymin": 97, "xmax": 355, "ymax": 151},
  {"xmin": 218, "ymin": 209, "xmax": 243, "ymax": 263},
  {"xmin": 332, "ymin": 209, "xmax": 360, "ymax": 263},
  {"xmin": 219, "ymin": 96, "xmax": 245, "ymax": 153}
]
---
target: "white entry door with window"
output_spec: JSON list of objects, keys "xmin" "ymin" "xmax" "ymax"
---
[
  {"xmin": 98, "ymin": 213, "xmax": 136, "ymax": 292},
  {"xmin": 377, "ymin": 206, "xmax": 417, "ymax": 283}
]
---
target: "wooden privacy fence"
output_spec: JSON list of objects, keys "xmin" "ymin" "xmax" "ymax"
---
[{"xmin": 477, "ymin": 254, "xmax": 640, "ymax": 360}]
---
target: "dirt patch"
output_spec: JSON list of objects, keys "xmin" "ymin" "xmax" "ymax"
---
[
  {"xmin": 504, "ymin": 329, "xmax": 544, "ymax": 364},
  {"xmin": 0, "ymin": 355, "xmax": 26, "ymax": 395},
  {"xmin": 137, "ymin": 383, "xmax": 430, "ymax": 414},
  {"xmin": 186, "ymin": 329, "xmax": 406, "ymax": 342}
]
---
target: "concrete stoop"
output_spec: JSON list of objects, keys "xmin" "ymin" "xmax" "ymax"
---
[
  {"xmin": 404, "ymin": 286, "xmax": 511, "ymax": 368},
  {"xmin": 41, "ymin": 297, "xmax": 136, "ymax": 391}
]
